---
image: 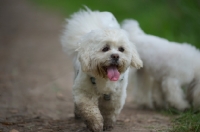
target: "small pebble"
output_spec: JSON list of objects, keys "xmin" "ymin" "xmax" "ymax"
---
[{"xmin": 9, "ymin": 129, "xmax": 19, "ymax": 132}]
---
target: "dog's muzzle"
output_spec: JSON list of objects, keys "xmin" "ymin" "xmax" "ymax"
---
[{"xmin": 111, "ymin": 54, "xmax": 119, "ymax": 63}]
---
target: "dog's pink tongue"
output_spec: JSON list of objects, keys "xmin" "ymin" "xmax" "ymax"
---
[{"xmin": 107, "ymin": 66, "xmax": 120, "ymax": 81}]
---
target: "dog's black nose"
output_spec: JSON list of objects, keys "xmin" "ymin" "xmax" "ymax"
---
[{"xmin": 111, "ymin": 54, "xmax": 119, "ymax": 60}]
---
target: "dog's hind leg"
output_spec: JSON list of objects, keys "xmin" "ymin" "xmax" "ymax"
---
[
  {"xmin": 161, "ymin": 78, "xmax": 190, "ymax": 111},
  {"xmin": 191, "ymin": 81, "xmax": 200, "ymax": 110},
  {"xmin": 133, "ymin": 68, "xmax": 154, "ymax": 109},
  {"xmin": 152, "ymin": 81, "xmax": 166, "ymax": 109}
]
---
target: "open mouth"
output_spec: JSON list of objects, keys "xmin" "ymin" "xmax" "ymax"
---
[{"xmin": 104, "ymin": 64, "xmax": 120, "ymax": 81}]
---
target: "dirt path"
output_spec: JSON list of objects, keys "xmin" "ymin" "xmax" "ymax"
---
[{"xmin": 0, "ymin": 0, "xmax": 171, "ymax": 131}]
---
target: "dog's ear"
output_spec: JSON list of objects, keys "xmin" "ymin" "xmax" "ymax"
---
[
  {"xmin": 130, "ymin": 44, "xmax": 143, "ymax": 69},
  {"xmin": 78, "ymin": 48, "xmax": 91, "ymax": 72},
  {"xmin": 76, "ymin": 31, "xmax": 98, "ymax": 73}
]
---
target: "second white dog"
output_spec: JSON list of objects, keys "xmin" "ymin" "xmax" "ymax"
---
[
  {"xmin": 61, "ymin": 9, "xmax": 142, "ymax": 131},
  {"xmin": 122, "ymin": 19, "xmax": 200, "ymax": 111}
]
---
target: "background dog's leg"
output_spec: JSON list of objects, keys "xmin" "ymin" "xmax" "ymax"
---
[
  {"xmin": 133, "ymin": 68, "xmax": 154, "ymax": 109},
  {"xmin": 161, "ymin": 78, "xmax": 190, "ymax": 110},
  {"xmin": 152, "ymin": 81, "xmax": 166, "ymax": 109},
  {"xmin": 99, "ymin": 94, "xmax": 125, "ymax": 131},
  {"xmin": 191, "ymin": 82, "xmax": 200, "ymax": 109}
]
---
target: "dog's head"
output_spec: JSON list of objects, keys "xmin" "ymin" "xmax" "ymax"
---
[{"xmin": 77, "ymin": 28, "xmax": 142, "ymax": 81}]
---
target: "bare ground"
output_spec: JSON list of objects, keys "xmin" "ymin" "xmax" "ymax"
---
[{"xmin": 0, "ymin": 0, "xmax": 171, "ymax": 131}]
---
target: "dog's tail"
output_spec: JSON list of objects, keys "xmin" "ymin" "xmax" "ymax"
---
[
  {"xmin": 121, "ymin": 19, "xmax": 145, "ymax": 37},
  {"xmin": 61, "ymin": 7, "xmax": 120, "ymax": 56}
]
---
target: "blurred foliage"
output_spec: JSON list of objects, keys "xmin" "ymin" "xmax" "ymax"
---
[{"xmin": 31, "ymin": 0, "xmax": 200, "ymax": 48}]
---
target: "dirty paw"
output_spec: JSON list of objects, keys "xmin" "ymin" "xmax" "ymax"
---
[
  {"xmin": 86, "ymin": 122, "xmax": 103, "ymax": 132},
  {"xmin": 103, "ymin": 125, "xmax": 113, "ymax": 131}
]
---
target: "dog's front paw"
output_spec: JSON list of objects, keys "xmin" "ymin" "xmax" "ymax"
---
[
  {"xmin": 103, "ymin": 125, "xmax": 113, "ymax": 131},
  {"xmin": 103, "ymin": 119, "xmax": 114, "ymax": 131},
  {"xmin": 86, "ymin": 120, "xmax": 103, "ymax": 132},
  {"xmin": 175, "ymin": 101, "xmax": 190, "ymax": 111}
]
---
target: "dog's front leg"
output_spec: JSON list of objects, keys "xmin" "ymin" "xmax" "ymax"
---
[
  {"xmin": 75, "ymin": 97, "xmax": 103, "ymax": 132},
  {"xmin": 73, "ymin": 86, "xmax": 103, "ymax": 132},
  {"xmin": 99, "ymin": 93, "xmax": 125, "ymax": 131}
]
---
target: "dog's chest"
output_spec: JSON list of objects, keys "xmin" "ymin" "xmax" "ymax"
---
[{"xmin": 90, "ymin": 77, "xmax": 123, "ymax": 96}]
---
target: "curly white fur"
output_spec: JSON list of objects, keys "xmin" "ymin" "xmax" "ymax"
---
[
  {"xmin": 61, "ymin": 9, "xmax": 142, "ymax": 132},
  {"xmin": 122, "ymin": 19, "xmax": 200, "ymax": 111}
]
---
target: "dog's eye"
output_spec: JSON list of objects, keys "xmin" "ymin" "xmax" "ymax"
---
[
  {"xmin": 118, "ymin": 47, "xmax": 124, "ymax": 52},
  {"xmin": 102, "ymin": 46, "xmax": 110, "ymax": 52}
]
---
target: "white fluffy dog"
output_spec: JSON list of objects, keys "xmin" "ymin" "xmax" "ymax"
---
[
  {"xmin": 61, "ymin": 9, "xmax": 142, "ymax": 131},
  {"xmin": 122, "ymin": 19, "xmax": 200, "ymax": 111}
]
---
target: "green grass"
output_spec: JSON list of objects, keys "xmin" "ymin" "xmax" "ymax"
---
[
  {"xmin": 171, "ymin": 110, "xmax": 200, "ymax": 132},
  {"xmin": 30, "ymin": 0, "xmax": 200, "ymax": 48},
  {"xmin": 160, "ymin": 108, "xmax": 200, "ymax": 132}
]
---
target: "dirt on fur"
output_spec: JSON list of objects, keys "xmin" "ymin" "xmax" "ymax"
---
[{"xmin": 0, "ymin": 0, "xmax": 171, "ymax": 132}]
